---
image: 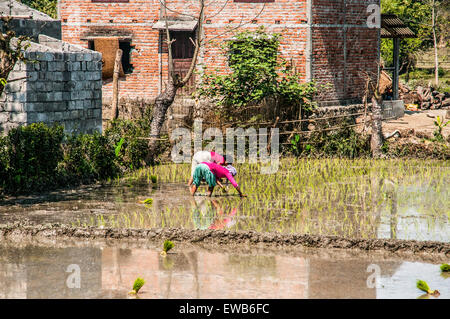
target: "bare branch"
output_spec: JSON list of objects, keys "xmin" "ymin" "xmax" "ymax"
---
[
  {"xmin": 162, "ymin": 0, "xmax": 175, "ymax": 81},
  {"xmin": 180, "ymin": 0, "xmax": 205, "ymax": 86}
]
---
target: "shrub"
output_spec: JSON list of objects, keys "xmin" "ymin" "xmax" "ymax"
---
[
  {"xmin": 4, "ymin": 123, "xmax": 64, "ymax": 192},
  {"xmin": 60, "ymin": 132, "xmax": 119, "ymax": 182},
  {"xmin": 104, "ymin": 118, "xmax": 151, "ymax": 171},
  {"xmin": 197, "ymin": 28, "xmax": 318, "ymax": 122},
  {"xmin": 288, "ymin": 120, "xmax": 371, "ymax": 158},
  {"xmin": 0, "ymin": 135, "xmax": 8, "ymax": 187}
]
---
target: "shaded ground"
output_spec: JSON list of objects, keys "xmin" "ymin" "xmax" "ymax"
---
[{"xmin": 383, "ymin": 109, "xmax": 450, "ymax": 137}]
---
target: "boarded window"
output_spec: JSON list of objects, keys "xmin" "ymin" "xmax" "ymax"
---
[{"xmin": 89, "ymin": 38, "xmax": 134, "ymax": 79}]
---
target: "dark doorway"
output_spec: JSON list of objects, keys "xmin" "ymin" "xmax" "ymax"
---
[{"xmin": 160, "ymin": 30, "xmax": 196, "ymax": 95}]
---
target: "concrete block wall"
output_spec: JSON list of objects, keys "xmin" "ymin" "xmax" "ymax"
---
[
  {"xmin": 1, "ymin": 19, "xmax": 62, "ymax": 42},
  {"xmin": 0, "ymin": 35, "xmax": 103, "ymax": 134}
]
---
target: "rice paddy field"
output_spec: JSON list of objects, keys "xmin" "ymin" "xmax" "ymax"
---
[{"xmin": 1, "ymin": 158, "xmax": 449, "ymax": 242}]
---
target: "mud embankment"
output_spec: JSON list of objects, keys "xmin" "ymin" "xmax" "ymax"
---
[{"xmin": 0, "ymin": 222, "xmax": 448, "ymax": 256}]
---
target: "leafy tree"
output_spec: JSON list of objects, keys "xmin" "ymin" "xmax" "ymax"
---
[
  {"xmin": 197, "ymin": 28, "xmax": 317, "ymax": 122},
  {"xmin": 18, "ymin": 0, "xmax": 57, "ymax": 19},
  {"xmin": 381, "ymin": 0, "xmax": 449, "ymax": 84}
]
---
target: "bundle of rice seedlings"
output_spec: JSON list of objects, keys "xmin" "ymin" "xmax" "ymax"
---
[
  {"xmin": 129, "ymin": 277, "xmax": 145, "ymax": 295},
  {"xmin": 416, "ymin": 280, "xmax": 440, "ymax": 296},
  {"xmin": 440, "ymin": 264, "xmax": 450, "ymax": 272},
  {"xmin": 138, "ymin": 198, "xmax": 153, "ymax": 205},
  {"xmin": 160, "ymin": 240, "xmax": 174, "ymax": 257}
]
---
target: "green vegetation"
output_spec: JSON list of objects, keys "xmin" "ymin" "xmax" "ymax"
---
[
  {"xmin": 161, "ymin": 240, "xmax": 174, "ymax": 256},
  {"xmin": 416, "ymin": 279, "xmax": 439, "ymax": 296},
  {"xmin": 198, "ymin": 28, "xmax": 318, "ymax": 122},
  {"xmin": 440, "ymin": 264, "xmax": 450, "ymax": 272},
  {"xmin": 381, "ymin": 0, "xmax": 449, "ymax": 88},
  {"xmin": 72, "ymin": 158, "xmax": 449, "ymax": 241},
  {"xmin": 129, "ymin": 277, "xmax": 145, "ymax": 295},
  {"xmin": 433, "ymin": 116, "xmax": 449, "ymax": 142},
  {"xmin": 104, "ymin": 114, "xmax": 153, "ymax": 171},
  {"xmin": 0, "ymin": 119, "xmax": 156, "ymax": 194},
  {"xmin": 288, "ymin": 119, "xmax": 371, "ymax": 159},
  {"xmin": 18, "ymin": 0, "xmax": 58, "ymax": 19},
  {"xmin": 1, "ymin": 123, "xmax": 64, "ymax": 192}
]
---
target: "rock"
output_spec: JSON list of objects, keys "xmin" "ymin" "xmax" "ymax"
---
[{"xmin": 421, "ymin": 101, "xmax": 431, "ymax": 109}]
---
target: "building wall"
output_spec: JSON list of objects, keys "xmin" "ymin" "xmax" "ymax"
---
[
  {"xmin": 0, "ymin": 35, "xmax": 103, "ymax": 134},
  {"xmin": 0, "ymin": 18, "xmax": 62, "ymax": 42},
  {"xmin": 311, "ymin": 0, "xmax": 380, "ymax": 103},
  {"xmin": 59, "ymin": 0, "xmax": 379, "ymax": 105}
]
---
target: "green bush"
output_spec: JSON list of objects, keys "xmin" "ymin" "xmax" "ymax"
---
[
  {"xmin": 4, "ymin": 123, "xmax": 64, "ymax": 192},
  {"xmin": 197, "ymin": 28, "xmax": 318, "ymax": 122},
  {"xmin": 104, "ymin": 117, "xmax": 151, "ymax": 171},
  {"xmin": 289, "ymin": 120, "xmax": 371, "ymax": 159},
  {"xmin": 0, "ymin": 135, "xmax": 8, "ymax": 186},
  {"xmin": 60, "ymin": 132, "xmax": 119, "ymax": 183},
  {"xmin": 0, "ymin": 119, "xmax": 156, "ymax": 194}
]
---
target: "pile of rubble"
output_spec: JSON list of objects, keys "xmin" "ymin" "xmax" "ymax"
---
[
  {"xmin": 379, "ymin": 70, "xmax": 450, "ymax": 110},
  {"xmin": 401, "ymin": 85, "xmax": 450, "ymax": 110}
]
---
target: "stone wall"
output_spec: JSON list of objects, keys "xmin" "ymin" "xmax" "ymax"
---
[{"xmin": 0, "ymin": 35, "xmax": 103, "ymax": 134}]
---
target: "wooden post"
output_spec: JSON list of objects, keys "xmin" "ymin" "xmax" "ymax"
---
[
  {"xmin": 392, "ymin": 38, "xmax": 400, "ymax": 100},
  {"xmin": 112, "ymin": 49, "xmax": 123, "ymax": 120}
]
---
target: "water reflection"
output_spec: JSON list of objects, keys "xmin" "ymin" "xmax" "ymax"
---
[
  {"xmin": 0, "ymin": 244, "xmax": 448, "ymax": 299},
  {"xmin": 192, "ymin": 198, "xmax": 237, "ymax": 230}
]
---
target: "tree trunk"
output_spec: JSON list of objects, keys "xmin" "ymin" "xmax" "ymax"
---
[
  {"xmin": 147, "ymin": 79, "xmax": 179, "ymax": 157},
  {"xmin": 371, "ymin": 96, "xmax": 384, "ymax": 158}
]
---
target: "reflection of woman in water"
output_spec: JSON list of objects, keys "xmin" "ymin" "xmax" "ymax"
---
[{"xmin": 191, "ymin": 198, "xmax": 236, "ymax": 230}]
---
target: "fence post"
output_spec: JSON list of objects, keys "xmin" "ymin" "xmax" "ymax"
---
[{"xmin": 112, "ymin": 49, "xmax": 123, "ymax": 120}]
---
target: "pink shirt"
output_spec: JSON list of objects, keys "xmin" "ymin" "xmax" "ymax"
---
[
  {"xmin": 202, "ymin": 162, "xmax": 238, "ymax": 188},
  {"xmin": 210, "ymin": 151, "xmax": 225, "ymax": 165}
]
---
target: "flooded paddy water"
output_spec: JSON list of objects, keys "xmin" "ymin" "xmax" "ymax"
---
[
  {"xmin": 0, "ymin": 158, "xmax": 448, "ymax": 299},
  {"xmin": 0, "ymin": 158, "xmax": 448, "ymax": 242},
  {"xmin": 0, "ymin": 239, "xmax": 448, "ymax": 299}
]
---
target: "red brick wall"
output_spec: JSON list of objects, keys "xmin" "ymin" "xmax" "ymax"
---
[
  {"xmin": 60, "ymin": 0, "xmax": 380, "ymax": 104},
  {"xmin": 59, "ymin": 0, "xmax": 161, "ymax": 100},
  {"xmin": 311, "ymin": 0, "xmax": 380, "ymax": 103}
]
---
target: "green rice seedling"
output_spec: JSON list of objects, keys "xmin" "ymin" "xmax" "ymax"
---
[
  {"xmin": 440, "ymin": 264, "xmax": 450, "ymax": 272},
  {"xmin": 138, "ymin": 198, "xmax": 153, "ymax": 205},
  {"xmin": 129, "ymin": 277, "xmax": 145, "ymax": 295},
  {"xmin": 416, "ymin": 280, "xmax": 440, "ymax": 296},
  {"xmin": 160, "ymin": 240, "xmax": 174, "ymax": 256},
  {"xmin": 151, "ymin": 175, "xmax": 157, "ymax": 184}
]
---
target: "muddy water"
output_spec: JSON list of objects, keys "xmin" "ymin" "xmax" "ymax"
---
[
  {"xmin": 0, "ymin": 240, "xmax": 448, "ymax": 299},
  {"xmin": 0, "ymin": 160, "xmax": 448, "ymax": 242}
]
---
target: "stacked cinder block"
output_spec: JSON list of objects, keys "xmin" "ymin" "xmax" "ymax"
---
[{"xmin": 0, "ymin": 35, "xmax": 103, "ymax": 134}]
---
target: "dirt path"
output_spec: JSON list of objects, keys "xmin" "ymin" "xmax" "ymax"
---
[{"xmin": 383, "ymin": 109, "xmax": 450, "ymax": 137}]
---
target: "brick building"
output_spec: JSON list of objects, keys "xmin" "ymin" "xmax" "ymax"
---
[{"xmin": 59, "ymin": 0, "xmax": 380, "ymax": 106}]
